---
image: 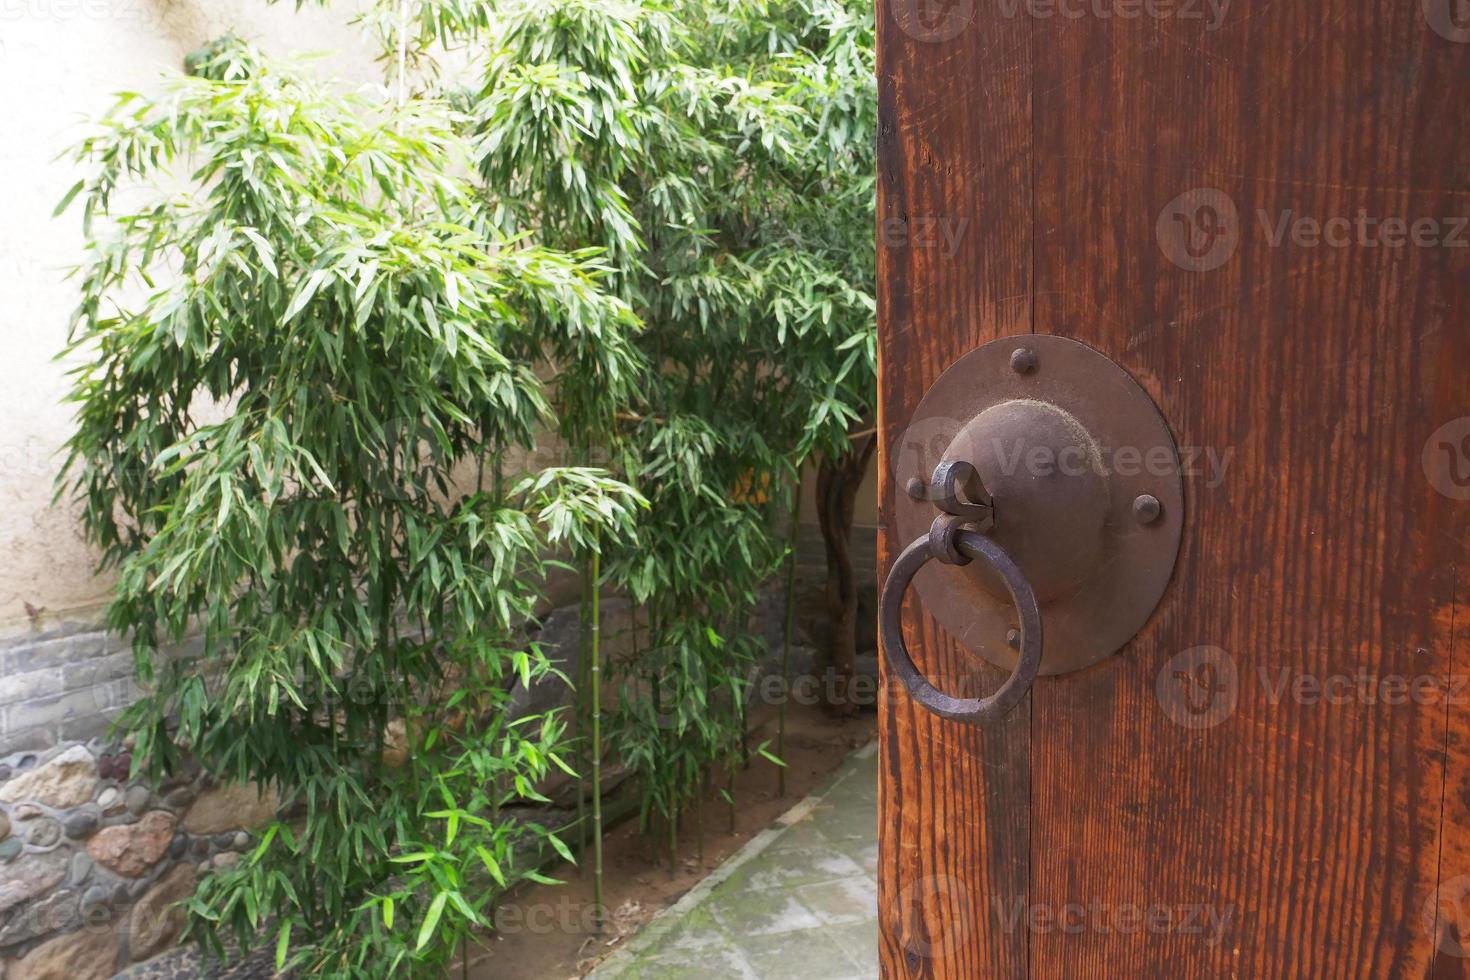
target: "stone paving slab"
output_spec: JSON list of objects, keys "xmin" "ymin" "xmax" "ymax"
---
[{"xmin": 589, "ymin": 743, "xmax": 879, "ymax": 980}]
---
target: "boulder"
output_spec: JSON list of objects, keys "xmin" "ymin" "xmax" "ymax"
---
[
  {"xmin": 10, "ymin": 922, "xmax": 117, "ymax": 980},
  {"xmin": 504, "ymin": 605, "xmax": 581, "ymax": 723},
  {"xmin": 126, "ymin": 863, "xmax": 195, "ymax": 962},
  {"xmin": 181, "ymin": 783, "xmax": 278, "ymax": 835},
  {"xmin": 0, "ymin": 747, "xmax": 98, "ymax": 809},
  {"xmin": 0, "ymin": 852, "xmax": 66, "ymax": 914},
  {"xmin": 0, "ymin": 888, "xmax": 78, "ymax": 946},
  {"xmin": 86, "ymin": 810, "xmax": 175, "ymax": 878}
]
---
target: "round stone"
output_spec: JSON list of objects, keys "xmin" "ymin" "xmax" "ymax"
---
[
  {"xmin": 162, "ymin": 787, "xmax": 195, "ymax": 811},
  {"xmin": 124, "ymin": 786, "xmax": 151, "ymax": 815},
  {"xmin": 70, "ymin": 851, "xmax": 94, "ymax": 885},
  {"xmin": 169, "ymin": 833, "xmax": 188, "ymax": 858},
  {"xmin": 0, "ymin": 838, "xmax": 22, "ymax": 861},
  {"xmin": 0, "ymin": 764, "xmax": 11, "ymax": 782},
  {"xmin": 232, "ymin": 832, "xmax": 250, "ymax": 851},
  {"xmin": 80, "ymin": 882, "xmax": 109, "ymax": 911},
  {"xmin": 97, "ymin": 787, "xmax": 122, "ymax": 811},
  {"xmin": 27, "ymin": 816, "xmax": 62, "ymax": 848},
  {"xmin": 64, "ymin": 806, "xmax": 102, "ymax": 839},
  {"xmin": 0, "ymin": 811, "xmax": 10, "ymax": 842}
]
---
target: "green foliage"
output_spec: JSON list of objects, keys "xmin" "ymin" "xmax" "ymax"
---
[
  {"xmin": 60, "ymin": 0, "xmax": 874, "ymax": 972},
  {"xmin": 59, "ymin": 37, "xmax": 642, "ymax": 977},
  {"xmin": 463, "ymin": 0, "xmax": 875, "ymax": 852}
]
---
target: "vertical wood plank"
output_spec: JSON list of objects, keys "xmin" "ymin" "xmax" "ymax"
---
[
  {"xmin": 876, "ymin": 0, "xmax": 1034, "ymax": 975},
  {"xmin": 1026, "ymin": 1, "xmax": 1470, "ymax": 976}
]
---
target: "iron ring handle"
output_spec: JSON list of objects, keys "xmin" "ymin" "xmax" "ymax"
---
[{"xmin": 880, "ymin": 529, "xmax": 1043, "ymax": 725}]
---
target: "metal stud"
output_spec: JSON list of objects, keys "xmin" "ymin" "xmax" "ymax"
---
[
  {"xmin": 1010, "ymin": 348, "xmax": 1039, "ymax": 375},
  {"xmin": 1133, "ymin": 494, "xmax": 1163, "ymax": 525}
]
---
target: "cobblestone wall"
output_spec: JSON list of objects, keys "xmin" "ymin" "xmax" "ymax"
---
[{"xmin": 0, "ymin": 734, "xmax": 278, "ymax": 978}]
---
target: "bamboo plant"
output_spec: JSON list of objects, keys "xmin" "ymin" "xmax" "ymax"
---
[{"xmin": 58, "ymin": 37, "xmax": 643, "ymax": 977}]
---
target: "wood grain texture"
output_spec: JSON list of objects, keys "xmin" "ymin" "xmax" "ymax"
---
[
  {"xmin": 877, "ymin": 0, "xmax": 1470, "ymax": 976},
  {"xmin": 876, "ymin": 0, "xmax": 1033, "ymax": 976}
]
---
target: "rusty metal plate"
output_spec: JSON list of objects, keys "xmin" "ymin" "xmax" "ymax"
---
[{"xmin": 892, "ymin": 335, "xmax": 1183, "ymax": 676}]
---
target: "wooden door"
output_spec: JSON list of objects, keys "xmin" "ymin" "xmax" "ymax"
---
[{"xmin": 876, "ymin": 1, "xmax": 1470, "ymax": 976}]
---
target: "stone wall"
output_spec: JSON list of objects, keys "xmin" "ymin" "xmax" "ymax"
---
[{"xmin": 0, "ymin": 738, "xmax": 278, "ymax": 978}]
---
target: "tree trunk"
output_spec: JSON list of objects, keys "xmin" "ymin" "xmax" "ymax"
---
[{"xmin": 814, "ymin": 435, "xmax": 876, "ymax": 716}]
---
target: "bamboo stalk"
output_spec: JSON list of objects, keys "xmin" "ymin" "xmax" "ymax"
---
[
  {"xmin": 575, "ymin": 563, "xmax": 591, "ymax": 872},
  {"xmin": 590, "ymin": 545, "xmax": 605, "ymax": 932},
  {"xmin": 778, "ymin": 482, "xmax": 801, "ymax": 797},
  {"xmin": 695, "ymin": 772, "xmax": 705, "ymax": 866}
]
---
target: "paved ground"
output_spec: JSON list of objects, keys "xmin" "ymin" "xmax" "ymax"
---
[{"xmin": 589, "ymin": 742, "xmax": 879, "ymax": 980}]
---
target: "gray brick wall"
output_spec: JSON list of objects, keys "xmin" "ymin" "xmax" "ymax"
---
[
  {"xmin": 0, "ymin": 622, "xmax": 152, "ymax": 756},
  {"xmin": 0, "ymin": 525, "xmax": 877, "ymax": 758}
]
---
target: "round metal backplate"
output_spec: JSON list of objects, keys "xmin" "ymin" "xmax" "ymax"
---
[{"xmin": 893, "ymin": 335, "xmax": 1183, "ymax": 676}]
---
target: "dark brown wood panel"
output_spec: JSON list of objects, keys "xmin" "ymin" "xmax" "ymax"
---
[
  {"xmin": 1028, "ymin": 2, "xmax": 1470, "ymax": 976},
  {"xmin": 879, "ymin": 0, "xmax": 1470, "ymax": 976},
  {"xmin": 876, "ymin": 1, "xmax": 1034, "ymax": 975}
]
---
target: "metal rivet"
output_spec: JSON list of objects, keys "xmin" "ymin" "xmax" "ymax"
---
[
  {"xmin": 1133, "ymin": 494, "xmax": 1163, "ymax": 525},
  {"xmin": 905, "ymin": 477, "xmax": 926, "ymax": 500},
  {"xmin": 1007, "ymin": 628, "xmax": 1021, "ymax": 650},
  {"xmin": 1010, "ymin": 348, "xmax": 1039, "ymax": 375}
]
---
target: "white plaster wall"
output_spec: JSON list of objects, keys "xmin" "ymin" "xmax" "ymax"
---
[
  {"xmin": 0, "ymin": 0, "xmax": 375, "ymax": 633},
  {"xmin": 0, "ymin": 2, "xmax": 877, "ymax": 637}
]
